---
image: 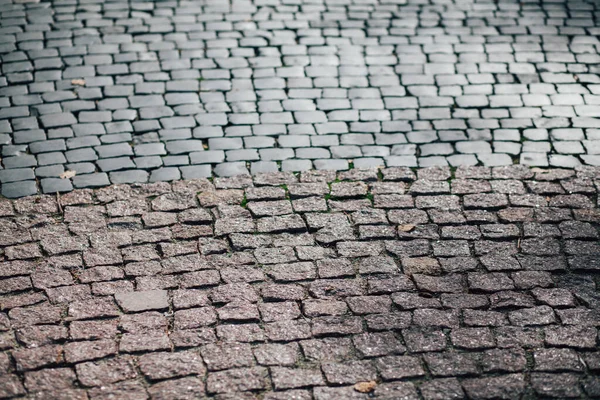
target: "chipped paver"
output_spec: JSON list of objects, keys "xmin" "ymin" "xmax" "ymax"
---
[
  {"xmin": 0, "ymin": 165, "xmax": 598, "ymax": 399},
  {"xmin": 1, "ymin": 0, "xmax": 600, "ymax": 197}
]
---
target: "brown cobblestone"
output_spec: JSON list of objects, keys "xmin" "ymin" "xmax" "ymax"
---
[{"xmin": 0, "ymin": 169, "xmax": 597, "ymax": 398}]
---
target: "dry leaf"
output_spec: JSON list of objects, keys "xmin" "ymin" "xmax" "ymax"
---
[
  {"xmin": 60, "ymin": 170, "xmax": 77, "ymax": 179},
  {"xmin": 398, "ymin": 224, "xmax": 415, "ymax": 232},
  {"xmin": 354, "ymin": 381, "xmax": 377, "ymax": 393},
  {"xmin": 71, "ymin": 79, "xmax": 86, "ymax": 86}
]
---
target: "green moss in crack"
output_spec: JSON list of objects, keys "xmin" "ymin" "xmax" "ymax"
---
[
  {"xmin": 240, "ymin": 194, "xmax": 248, "ymax": 208},
  {"xmin": 448, "ymin": 166, "xmax": 457, "ymax": 183},
  {"xmin": 280, "ymin": 184, "xmax": 290, "ymax": 199}
]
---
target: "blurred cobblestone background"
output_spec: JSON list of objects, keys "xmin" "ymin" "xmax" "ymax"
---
[{"xmin": 0, "ymin": 0, "xmax": 599, "ymax": 197}]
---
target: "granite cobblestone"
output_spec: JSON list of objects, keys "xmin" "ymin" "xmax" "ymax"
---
[{"xmin": 0, "ymin": 166, "xmax": 598, "ymax": 398}]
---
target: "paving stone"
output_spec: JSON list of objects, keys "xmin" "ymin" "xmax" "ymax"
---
[
  {"xmin": 462, "ymin": 374, "xmax": 526, "ymax": 400},
  {"xmin": 1, "ymin": 3, "xmax": 600, "ymax": 397},
  {"xmin": 1, "ymin": 181, "xmax": 37, "ymax": 198},
  {"xmin": 40, "ymin": 178, "xmax": 73, "ymax": 194},
  {"xmin": 35, "ymin": 165, "xmax": 65, "ymax": 178},
  {"xmin": 3, "ymin": 155, "xmax": 37, "ymax": 169},
  {"xmin": 39, "ymin": 113, "xmax": 77, "ymax": 128},
  {"xmin": 149, "ymin": 167, "xmax": 181, "ymax": 182},
  {"xmin": 314, "ymin": 159, "xmax": 349, "ymax": 171},
  {"xmin": 0, "ymin": 168, "xmax": 35, "ymax": 183},
  {"xmin": 37, "ymin": 152, "xmax": 67, "ymax": 166},
  {"xmin": 214, "ymin": 162, "xmax": 249, "ymax": 177},
  {"xmin": 134, "ymin": 143, "xmax": 166, "ymax": 157},
  {"xmin": 109, "ymin": 170, "xmax": 149, "ymax": 184},
  {"xmin": 72, "ymin": 173, "xmax": 111, "ymax": 189},
  {"xmin": 114, "ymin": 290, "xmax": 169, "ymax": 313},
  {"xmin": 180, "ymin": 165, "xmax": 212, "ymax": 179},
  {"xmin": 282, "ymin": 159, "xmax": 313, "ymax": 172},
  {"xmin": 97, "ymin": 157, "xmax": 136, "ymax": 172}
]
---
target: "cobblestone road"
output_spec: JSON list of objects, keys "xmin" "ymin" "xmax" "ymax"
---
[
  {"xmin": 0, "ymin": 166, "xmax": 599, "ymax": 399},
  {"xmin": 0, "ymin": 0, "xmax": 600, "ymax": 197}
]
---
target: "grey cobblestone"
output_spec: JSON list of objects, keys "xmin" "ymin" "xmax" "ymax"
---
[
  {"xmin": 1, "ymin": 180, "xmax": 37, "ymax": 198},
  {"xmin": 109, "ymin": 170, "xmax": 149, "ymax": 184},
  {"xmin": 40, "ymin": 177, "xmax": 73, "ymax": 194},
  {"xmin": 0, "ymin": 0, "xmax": 599, "ymax": 196}
]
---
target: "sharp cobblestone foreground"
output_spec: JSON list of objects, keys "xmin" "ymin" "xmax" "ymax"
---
[
  {"xmin": 0, "ymin": 165, "xmax": 599, "ymax": 399},
  {"xmin": 0, "ymin": 0, "xmax": 600, "ymax": 197}
]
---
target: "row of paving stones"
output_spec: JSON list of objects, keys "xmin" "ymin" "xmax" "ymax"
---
[
  {"xmin": 0, "ymin": 165, "xmax": 599, "ymax": 399},
  {"xmin": 1, "ymin": 0, "xmax": 600, "ymax": 197}
]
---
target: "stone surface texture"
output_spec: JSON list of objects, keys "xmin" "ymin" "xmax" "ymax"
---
[
  {"xmin": 0, "ymin": 165, "xmax": 598, "ymax": 399},
  {"xmin": 0, "ymin": 0, "xmax": 600, "ymax": 197}
]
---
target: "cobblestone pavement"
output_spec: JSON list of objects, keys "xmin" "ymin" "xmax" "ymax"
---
[
  {"xmin": 0, "ymin": 165, "xmax": 598, "ymax": 399},
  {"xmin": 1, "ymin": 0, "xmax": 600, "ymax": 197}
]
